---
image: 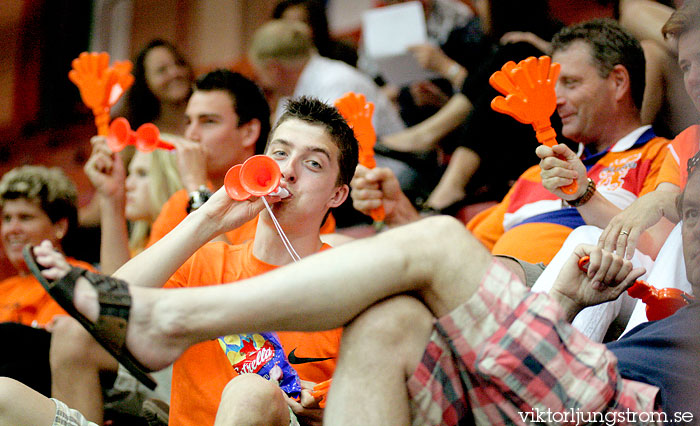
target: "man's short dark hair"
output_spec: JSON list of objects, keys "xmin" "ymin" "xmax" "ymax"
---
[
  {"xmin": 271, "ymin": 96, "xmax": 358, "ymax": 187},
  {"xmin": 551, "ymin": 19, "xmax": 646, "ymax": 111},
  {"xmin": 195, "ymin": 70, "xmax": 271, "ymax": 155}
]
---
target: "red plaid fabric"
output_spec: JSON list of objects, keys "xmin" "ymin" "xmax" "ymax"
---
[{"xmin": 407, "ymin": 259, "xmax": 660, "ymax": 426}]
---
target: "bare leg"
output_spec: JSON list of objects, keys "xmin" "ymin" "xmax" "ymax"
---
[
  {"xmin": 34, "ymin": 216, "xmax": 491, "ymax": 371},
  {"xmin": 213, "ymin": 374, "xmax": 289, "ymax": 426},
  {"xmin": 324, "ymin": 295, "xmax": 434, "ymax": 425},
  {"xmin": 49, "ymin": 317, "xmax": 118, "ymax": 424},
  {"xmin": 426, "ymin": 146, "xmax": 480, "ymax": 210},
  {"xmin": 381, "ymin": 94, "xmax": 472, "ymax": 152},
  {"xmin": 0, "ymin": 377, "xmax": 57, "ymax": 426}
]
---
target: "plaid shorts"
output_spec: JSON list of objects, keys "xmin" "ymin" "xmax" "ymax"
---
[
  {"xmin": 407, "ymin": 259, "xmax": 660, "ymax": 426},
  {"xmin": 51, "ymin": 399, "xmax": 98, "ymax": 426}
]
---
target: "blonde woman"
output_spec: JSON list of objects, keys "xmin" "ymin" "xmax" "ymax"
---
[{"xmin": 84, "ymin": 137, "xmax": 182, "ymax": 274}]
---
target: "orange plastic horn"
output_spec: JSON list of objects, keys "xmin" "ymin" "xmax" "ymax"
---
[
  {"xmin": 107, "ymin": 117, "xmax": 135, "ymax": 152},
  {"xmin": 107, "ymin": 118, "xmax": 173, "ymax": 153},
  {"xmin": 578, "ymin": 256, "xmax": 693, "ymax": 321},
  {"xmin": 224, "ymin": 165, "xmax": 251, "ymax": 201},
  {"xmin": 490, "ymin": 56, "xmax": 578, "ymax": 195},
  {"xmin": 240, "ymin": 155, "xmax": 283, "ymax": 196},
  {"xmin": 68, "ymin": 52, "xmax": 134, "ymax": 136},
  {"xmin": 334, "ymin": 92, "xmax": 385, "ymax": 222},
  {"xmin": 135, "ymin": 123, "xmax": 175, "ymax": 152},
  {"xmin": 224, "ymin": 155, "xmax": 289, "ymax": 201}
]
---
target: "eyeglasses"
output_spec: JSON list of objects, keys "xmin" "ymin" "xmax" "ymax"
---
[{"xmin": 687, "ymin": 151, "xmax": 700, "ymax": 178}]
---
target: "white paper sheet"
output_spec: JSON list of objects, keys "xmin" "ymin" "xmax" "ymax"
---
[{"xmin": 362, "ymin": 1, "xmax": 440, "ymax": 86}]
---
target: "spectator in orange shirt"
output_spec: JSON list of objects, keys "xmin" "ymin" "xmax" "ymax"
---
[
  {"xmin": 90, "ymin": 96, "xmax": 356, "ymax": 426},
  {"xmin": 147, "ymin": 69, "xmax": 273, "ymax": 246},
  {"xmin": 0, "ymin": 165, "xmax": 94, "ymax": 396},
  {"xmin": 49, "ymin": 69, "xmax": 271, "ymax": 425}
]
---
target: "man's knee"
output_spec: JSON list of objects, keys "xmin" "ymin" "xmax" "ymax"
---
[
  {"xmin": 344, "ymin": 296, "xmax": 433, "ymax": 371},
  {"xmin": 411, "ymin": 215, "xmax": 470, "ymax": 244},
  {"xmin": 407, "ymin": 215, "xmax": 486, "ymax": 265},
  {"xmin": 217, "ymin": 374, "xmax": 289, "ymax": 426},
  {"xmin": 49, "ymin": 317, "xmax": 106, "ymax": 368},
  {"xmin": 0, "ymin": 377, "xmax": 27, "ymax": 410}
]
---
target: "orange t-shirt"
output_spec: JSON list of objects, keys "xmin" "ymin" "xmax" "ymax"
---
[
  {"xmin": 467, "ymin": 129, "xmax": 669, "ymax": 264},
  {"xmin": 165, "ymin": 240, "xmax": 342, "ymax": 426},
  {"xmin": 147, "ymin": 189, "xmax": 336, "ymax": 247},
  {"xmin": 655, "ymin": 125, "xmax": 700, "ymax": 189},
  {"xmin": 0, "ymin": 258, "xmax": 95, "ymax": 328}
]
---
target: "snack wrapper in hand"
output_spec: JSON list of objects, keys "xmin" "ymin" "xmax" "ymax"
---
[{"xmin": 218, "ymin": 332, "xmax": 302, "ymax": 398}]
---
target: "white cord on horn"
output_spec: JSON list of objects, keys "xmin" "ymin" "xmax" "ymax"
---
[{"xmin": 262, "ymin": 197, "xmax": 300, "ymax": 262}]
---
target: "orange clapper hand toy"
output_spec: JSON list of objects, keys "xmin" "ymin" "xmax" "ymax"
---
[
  {"xmin": 578, "ymin": 255, "xmax": 694, "ymax": 321},
  {"xmin": 310, "ymin": 379, "xmax": 332, "ymax": 408},
  {"xmin": 334, "ymin": 92, "xmax": 385, "ymax": 222},
  {"xmin": 69, "ymin": 52, "xmax": 134, "ymax": 136},
  {"xmin": 107, "ymin": 117, "xmax": 174, "ymax": 153},
  {"xmin": 490, "ymin": 56, "xmax": 578, "ymax": 195}
]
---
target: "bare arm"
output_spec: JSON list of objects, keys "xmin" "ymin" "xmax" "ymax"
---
[
  {"xmin": 640, "ymin": 40, "xmax": 667, "ymax": 128},
  {"xmin": 549, "ymin": 244, "xmax": 646, "ymax": 323},
  {"xmin": 113, "ymin": 187, "xmax": 265, "ymax": 287},
  {"xmin": 350, "ymin": 165, "xmax": 420, "ymax": 227},
  {"xmin": 161, "ymin": 134, "xmax": 209, "ymax": 193},
  {"xmin": 83, "ymin": 137, "xmax": 131, "ymax": 274},
  {"xmin": 500, "ymin": 31, "xmax": 552, "ymax": 54},
  {"xmin": 619, "ymin": 0, "xmax": 676, "ymax": 53},
  {"xmin": 380, "ymin": 93, "xmax": 472, "ymax": 152},
  {"xmin": 537, "ymin": 144, "xmax": 677, "ymax": 259},
  {"xmin": 598, "ymin": 182, "xmax": 680, "ymax": 259},
  {"xmin": 408, "ymin": 43, "xmax": 467, "ymax": 89},
  {"xmin": 426, "ymin": 146, "xmax": 480, "ymax": 210}
]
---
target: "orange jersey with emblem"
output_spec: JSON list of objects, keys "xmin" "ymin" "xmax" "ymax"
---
[
  {"xmin": 165, "ymin": 240, "xmax": 342, "ymax": 426},
  {"xmin": 655, "ymin": 125, "xmax": 699, "ymax": 189},
  {"xmin": 468, "ymin": 127, "xmax": 668, "ymax": 264},
  {"xmin": 147, "ymin": 189, "xmax": 336, "ymax": 247},
  {"xmin": 0, "ymin": 258, "xmax": 95, "ymax": 327}
]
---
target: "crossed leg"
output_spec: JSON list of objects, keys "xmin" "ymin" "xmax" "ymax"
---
[
  {"xmin": 33, "ymin": 216, "xmax": 491, "ymax": 378},
  {"xmin": 0, "ymin": 377, "xmax": 57, "ymax": 426},
  {"xmin": 50, "ymin": 317, "xmax": 118, "ymax": 424},
  {"xmin": 324, "ymin": 295, "xmax": 434, "ymax": 425}
]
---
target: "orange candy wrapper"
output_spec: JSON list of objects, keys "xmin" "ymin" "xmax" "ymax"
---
[
  {"xmin": 490, "ymin": 56, "xmax": 578, "ymax": 195},
  {"xmin": 69, "ymin": 52, "xmax": 134, "ymax": 136},
  {"xmin": 334, "ymin": 92, "xmax": 386, "ymax": 222},
  {"xmin": 578, "ymin": 256, "xmax": 694, "ymax": 321}
]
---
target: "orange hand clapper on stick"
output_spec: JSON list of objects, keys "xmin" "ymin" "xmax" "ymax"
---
[
  {"xmin": 490, "ymin": 56, "xmax": 578, "ymax": 195},
  {"xmin": 334, "ymin": 92, "xmax": 385, "ymax": 222},
  {"xmin": 68, "ymin": 52, "xmax": 134, "ymax": 136},
  {"xmin": 578, "ymin": 255, "xmax": 694, "ymax": 321}
]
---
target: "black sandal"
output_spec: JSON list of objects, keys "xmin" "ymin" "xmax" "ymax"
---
[{"xmin": 23, "ymin": 245, "xmax": 157, "ymax": 390}]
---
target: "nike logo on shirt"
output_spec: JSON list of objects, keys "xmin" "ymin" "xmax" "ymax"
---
[{"xmin": 287, "ymin": 348, "xmax": 333, "ymax": 364}]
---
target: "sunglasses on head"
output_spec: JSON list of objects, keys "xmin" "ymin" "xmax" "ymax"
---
[{"xmin": 688, "ymin": 151, "xmax": 700, "ymax": 178}]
